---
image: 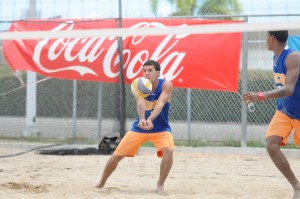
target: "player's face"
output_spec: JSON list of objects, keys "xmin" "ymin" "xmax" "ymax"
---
[
  {"xmin": 143, "ymin": 65, "xmax": 160, "ymax": 83},
  {"xmin": 266, "ymin": 32, "xmax": 274, "ymax": 51}
]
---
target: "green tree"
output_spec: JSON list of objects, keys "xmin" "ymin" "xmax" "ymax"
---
[
  {"xmin": 198, "ymin": 0, "xmax": 242, "ymax": 19},
  {"xmin": 150, "ymin": 0, "xmax": 242, "ymax": 19},
  {"xmin": 151, "ymin": 0, "xmax": 196, "ymax": 16}
]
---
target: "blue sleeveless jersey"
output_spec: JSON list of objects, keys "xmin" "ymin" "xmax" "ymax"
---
[
  {"xmin": 273, "ymin": 47, "xmax": 300, "ymax": 119},
  {"xmin": 131, "ymin": 79, "xmax": 171, "ymax": 133}
]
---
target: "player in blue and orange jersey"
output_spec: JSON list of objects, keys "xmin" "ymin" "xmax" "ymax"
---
[
  {"xmin": 96, "ymin": 60, "xmax": 174, "ymax": 195},
  {"xmin": 243, "ymin": 30, "xmax": 300, "ymax": 198}
]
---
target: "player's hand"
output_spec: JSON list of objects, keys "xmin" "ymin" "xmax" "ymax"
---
[
  {"xmin": 242, "ymin": 92, "xmax": 260, "ymax": 103},
  {"xmin": 145, "ymin": 119, "xmax": 154, "ymax": 130},
  {"xmin": 138, "ymin": 118, "xmax": 153, "ymax": 130},
  {"xmin": 138, "ymin": 118, "xmax": 147, "ymax": 130}
]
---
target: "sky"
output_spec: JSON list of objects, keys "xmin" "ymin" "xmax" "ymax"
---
[
  {"xmin": 1, "ymin": 0, "xmax": 300, "ymax": 19},
  {"xmin": 1, "ymin": 0, "xmax": 300, "ymax": 31},
  {"xmin": 0, "ymin": 0, "xmax": 157, "ymax": 20},
  {"xmin": 0, "ymin": 0, "xmax": 161, "ymax": 31}
]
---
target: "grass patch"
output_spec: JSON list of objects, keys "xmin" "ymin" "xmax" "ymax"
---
[
  {"xmin": 143, "ymin": 139, "xmax": 300, "ymax": 149},
  {"xmin": 1, "ymin": 136, "xmax": 300, "ymax": 150},
  {"xmin": 246, "ymin": 140, "xmax": 265, "ymax": 148},
  {"xmin": 175, "ymin": 140, "xmax": 241, "ymax": 147},
  {"xmin": 281, "ymin": 144, "xmax": 300, "ymax": 149},
  {"xmin": 142, "ymin": 141, "xmax": 155, "ymax": 147},
  {"xmin": 142, "ymin": 140, "xmax": 251, "ymax": 148}
]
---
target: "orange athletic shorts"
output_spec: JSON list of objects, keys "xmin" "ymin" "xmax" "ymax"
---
[
  {"xmin": 266, "ymin": 110, "xmax": 300, "ymax": 146},
  {"xmin": 114, "ymin": 131, "xmax": 174, "ymax": 157}
]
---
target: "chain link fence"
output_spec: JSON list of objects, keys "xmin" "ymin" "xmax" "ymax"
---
[{"xmin": 1, "ymin": 0, "xmax": 300, "ymax": 156}]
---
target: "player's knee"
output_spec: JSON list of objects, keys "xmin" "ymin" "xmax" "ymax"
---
[
  {"xmin": 111, "ymin": 154, "xmax": 124, "ymax": 163},
  {"xmin": 266, "ymin": 137, "xmax": 281, "ymax": 153},
  {"xmin": 162, "ymin": 148, "xmax": 173, "ymax": 162}
]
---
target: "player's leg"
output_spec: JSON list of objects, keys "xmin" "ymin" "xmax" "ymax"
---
[
  {"xmin": 96, "ymin": 131, "xmax": 147, "ymax": 188},
  {"xmin": 266, "ymin": 135, "xmax": 300, "ymax": 184},
  {"xmin": 157, "ymin": 147, "xmax": 173, "ymax": 195},
  {"xmin": 96, "ymin": 154, "xmax": 124, "ymax": 188},
  {"xmin": 292, "ymin": 117, "xmax": 300, "ymax": 199},
  {"xmin": 150, "ymin": 132, "xmax": 174, "ymax": 195},
  {"xmin": 266, "ymin": 111, "xmax": 300, "ymax": 197}
]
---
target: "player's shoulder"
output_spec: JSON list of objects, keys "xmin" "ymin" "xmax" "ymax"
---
[
  {"xmin": 288, "ymin": 50, "xmax": 300, "ymax": 60},
  {"xmin": 288, "ymin": 47, "xmax": 300, "ymax": 55},
  {"xmin": 285, "ymin": 50, "xmax": 300, "ymax": 67},
  {"xmin": 291, "ymin": 50, "xmax": 300, "ymax": 56},
  {"xmin": 161, "ymin": 80, "xmax": 173, "ymax": 90}
]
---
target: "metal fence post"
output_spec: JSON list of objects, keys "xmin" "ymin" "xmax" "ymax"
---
[
  {"xmin": 23, "ymin": 0, "xmax": 37, "ymax": 137},
  {"xmin": 241, "ymin": 16, "xmax": 249, "ymax": 147},
  {"xmin": 72, "ymin": 80, "xmax": 77, "ymax": 138},
  {"xmin": 97, "ymin": 83, "xmax": 103, "ymax": 140},
  {"xmin": 187, "ymin": 88, "xmax": 192, "ymax": 145},
  {"xmin": 118, "ymin": 0, "xmax": 126, "ymax": 138}
]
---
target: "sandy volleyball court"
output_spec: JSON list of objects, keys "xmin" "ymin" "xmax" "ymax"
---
[{"xmin": 0, "ymin": 146, "xmax": 298, "ymax": 199}]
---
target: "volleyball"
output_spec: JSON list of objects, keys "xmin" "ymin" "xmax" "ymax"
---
[{"xmin": 131, "ymin": 77, "xmax": 152, "ymax": 98}]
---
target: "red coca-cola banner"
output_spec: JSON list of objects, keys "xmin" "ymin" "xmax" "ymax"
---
[{"xmin": 3, "ymin": 18, "xmax": 242, "ymax": 91}]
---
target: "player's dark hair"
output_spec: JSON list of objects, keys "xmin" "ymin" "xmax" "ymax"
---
[
  {"xmin": 268, "ymin": 30, "xmax": 288, "ymax": 43},
  {"xmin": 143, "ymin": 60, "xmax": 161, "ymax": 71}
]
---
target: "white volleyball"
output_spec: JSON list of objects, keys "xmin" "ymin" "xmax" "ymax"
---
[{"xmin": 131, "ymin": 77, "xmax": 152, "ymax": 98}]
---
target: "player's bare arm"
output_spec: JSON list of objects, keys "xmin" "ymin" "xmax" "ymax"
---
[
  {"xmin": 264, "ymin": 51, "xmax": 300, "ymax": 99},
  {"xmin": 147, "ymin": 81, "xmax": 173, "ymax": 122},
  {"xmin": 243, "ymin": 51, "xmax": 300, "ymax": 102},
  {"xmin": 135, "ymin": 95, "xmax": 147, "ymax": 129}
]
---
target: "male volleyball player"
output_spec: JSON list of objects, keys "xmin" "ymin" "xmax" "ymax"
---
[
  {"xmin": 95, "ymin": 60, "xmax": 174, "ymax": 195},
  {"xmin": 242, "ymin": 30, "xmax": 300, "ymax": 199}
]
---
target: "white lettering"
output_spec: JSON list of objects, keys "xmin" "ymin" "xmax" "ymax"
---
[
  {"xmin": 33, "ymin": 22, "xmax": 98, "ymax": 76},
  {"xmin": 33, "ymin": 21, "xmax": 188, "ymax": 80}
]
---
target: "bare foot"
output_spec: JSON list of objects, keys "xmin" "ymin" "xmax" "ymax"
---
[
  {"xmin": 294, "ymin": 189, "xmax": 300, "ymax": 199},
  {"xmin": 156, "ymin": 182, "xmax": 167, "ymax": 195},
  {"xmin": 95, "ymin": 182, "xmax": 105, "ymax": 189}
]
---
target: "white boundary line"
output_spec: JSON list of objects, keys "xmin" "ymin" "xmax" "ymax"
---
[{"xmin": 1, "ymin": 20, "xmax": 300, "ymax": 40}]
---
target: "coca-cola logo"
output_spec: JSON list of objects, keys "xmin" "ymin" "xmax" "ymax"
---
[{"xmin": 32, "ymin": 21, "xmax": 187, "ymax": 81}]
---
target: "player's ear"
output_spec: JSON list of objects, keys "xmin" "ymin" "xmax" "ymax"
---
[{"xmin": 270, "ymin": 35, "xmax": 276, "ymax": 41}]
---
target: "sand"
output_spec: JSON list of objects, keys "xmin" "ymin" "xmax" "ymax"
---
[{"xmin": 0, "ymin": 146, "xmax": 298, "ymax": 199}]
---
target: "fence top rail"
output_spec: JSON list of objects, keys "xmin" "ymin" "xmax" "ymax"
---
[{"xmin": 156, "ymin": 14, "xmax": 300, "ymax": 19}]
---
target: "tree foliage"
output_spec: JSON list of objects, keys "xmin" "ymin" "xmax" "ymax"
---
[
  {"xmin": 199, "ymin": 0, "xmax": 242, "ymax": 19},
  {"xmin": 150, "ymin": 0, "xmax": 243, "ymax": 18}
]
